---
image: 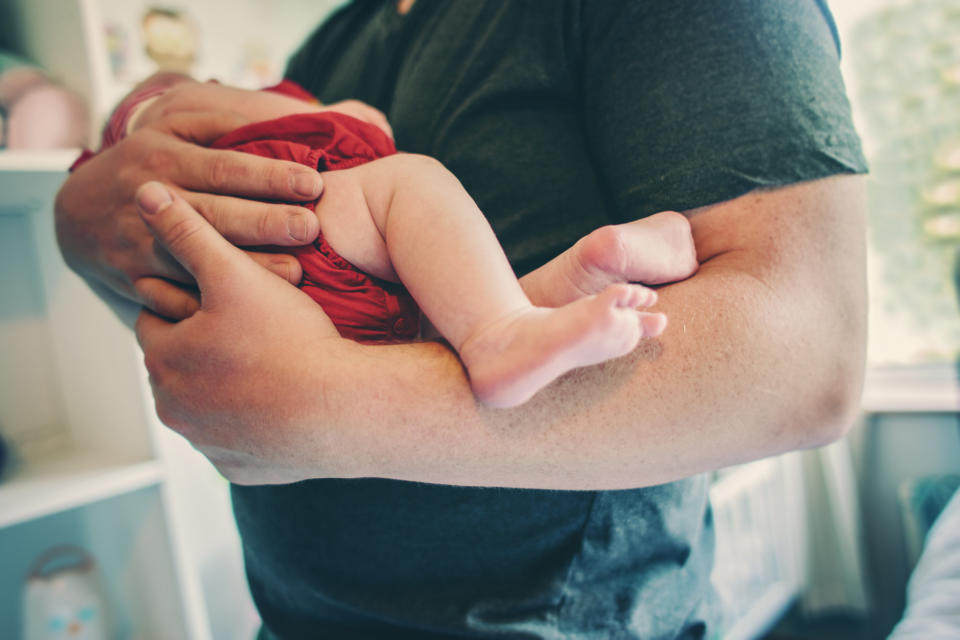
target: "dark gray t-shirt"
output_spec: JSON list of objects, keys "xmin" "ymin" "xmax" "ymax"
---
[{"xmin": 234, "ymin": 1, "xmax": 867, "ymax": 638}]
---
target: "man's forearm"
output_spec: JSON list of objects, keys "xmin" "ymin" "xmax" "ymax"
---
[{"xmin": 275, "ymin": 176, "xmax": 867, "ymax": 490}]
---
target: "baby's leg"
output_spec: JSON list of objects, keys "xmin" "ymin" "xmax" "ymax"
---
[
  {"xmin": 457, "ymin": 284, "xmax": 663, "ymax": 407},
  {"xmin": 320, "ymin": 154, "xmax": 662, "ymax": 407},
  {"xmin": 521, "ymin": 211, "xmax": 699, "ymax": 308}
]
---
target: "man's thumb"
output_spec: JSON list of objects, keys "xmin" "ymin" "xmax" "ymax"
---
[{"xmin": 135, "ymin": 181, "xmax": 246, "ymax": 289}]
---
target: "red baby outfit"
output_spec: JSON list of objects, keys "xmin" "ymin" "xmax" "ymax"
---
[
  {"xmin": 71, "ymin": 80, "xmax": 417, "ymax": 342},
  {"xmin": 210, "ymin": 109, "xmax": 420, "ymax": 343}
]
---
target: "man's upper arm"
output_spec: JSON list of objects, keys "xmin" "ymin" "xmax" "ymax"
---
[
  {"xmin": 684, "ymin": 173, "xmax": 868, "ymax": 441},
  {"xmin": 573, "ymin": 0, "xmax": 871, "ymax": 443},
  {"xmin": 217, "ymin": 0, "xmax": 872, "ymax": 489},
  {"xmin": 579, "ymin": 0, "xmax": 867, "ymax": 218},
  {"xmin": 314, "ymin": 174, "xmax": 867, "ymax": 489}
]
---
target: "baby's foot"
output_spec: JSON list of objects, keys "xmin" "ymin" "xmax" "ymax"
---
[
  {"xmin": 529, "ymin": 212, "xmax": 697, "ymax": 307},
  {"xmin": 459, "ymin": 284, "xmax": 665, "ymax": 408}
]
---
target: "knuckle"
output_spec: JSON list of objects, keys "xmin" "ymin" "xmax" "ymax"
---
[
  {"xmin": 285, "ymin": 204, "xmax": 310, "ymax": 218},
  {"xmin": 141, "ymin": 145, "xmax": 177, "ymax": 176},
  {"xmin": 257, "ymin": 210, "xmax": 274, "ymax": 240},
  {"xmin": 197, "ymin": 195, "xmax": 225, "ymax": 231},
  {"xmin": 208, "ymin": 151, "xmax": 251, "ymax": 191},
  {"xmin": 269, "ymin": 165, "xmax": 294, "ymax": 194},
  {"xmin": 164, "ymin": 216, "xmax": 203, "ymax": 249},
  {"xmin": 206, "ymin": 154, "xmax": 234, "ymax": 190}
]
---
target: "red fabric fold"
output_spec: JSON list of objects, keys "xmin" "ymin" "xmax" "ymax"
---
[{"xmin": 212, "ymin": 111, "xmax": 420, "ymax": 343}]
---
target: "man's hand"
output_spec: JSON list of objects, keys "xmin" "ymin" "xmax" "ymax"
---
[
  {"xmin": 134, "ymin": 80, "xmax": 393, "ymax": 139},
  {"xmin": 55, "ymin": 100, "xmax": 325, "ymax": 315},
  {"xmin": 133, "ymin": 181, "xmax": 344, "ymax": 484}
]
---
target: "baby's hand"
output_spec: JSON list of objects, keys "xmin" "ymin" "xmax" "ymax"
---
[{"xmin": 521, "ymin": 211, "xmax": 698, "ymax": 307}]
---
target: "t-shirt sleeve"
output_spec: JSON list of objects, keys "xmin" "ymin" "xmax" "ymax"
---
[{"xmin": 579, "ymin": 0, "xmax": 868, "ymax": 220}]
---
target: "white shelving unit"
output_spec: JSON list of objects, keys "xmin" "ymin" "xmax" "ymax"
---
[
  {"xmin": 0, "ymin": 452, "xmax": 164, "ymax": 530},
  {"xmin": 1, "ymin": 1, "xmax": 342, "ymax": 637},
  {"xmin": 0, "ymin": 154, "xmax": 212, "ymax": 639}
]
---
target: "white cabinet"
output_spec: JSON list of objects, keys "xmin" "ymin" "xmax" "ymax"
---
[
  {"xmin": 0, "ymin": 153, "xmax": 211, "ymax": 638},
  {"xmin": 0, "ymin": 1, "xmax": 341, "ymax": 637}
]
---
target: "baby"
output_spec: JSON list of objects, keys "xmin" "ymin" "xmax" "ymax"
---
[{"xmin": 92, "ymin": 78, "xmax": 697, "ymax": 408}]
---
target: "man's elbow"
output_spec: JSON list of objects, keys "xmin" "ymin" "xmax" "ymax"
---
[
  {"xmin": 801, "ymin": 317, "xmax": 867, "ymax": 449},
  {"xmin": 808, "ymin": 360, "xmax": 864, "ymax": 448}
]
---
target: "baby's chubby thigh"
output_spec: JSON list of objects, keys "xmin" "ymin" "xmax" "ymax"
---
[{"xmin": 309, "ymin": 167, "xmax": 399, "ymax": 283}]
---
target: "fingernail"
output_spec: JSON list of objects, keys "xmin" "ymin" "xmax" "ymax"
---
[
  {"xmin": 287, "ymin": 213, "xmax": 308, "ymax": 242},
  {"xmin": 291, "ymin": 172, "xmax": 321, "ymax": 198},
  {"xmin": 136, "ymin": 182, "xmax": 173, "ymax": 215}
]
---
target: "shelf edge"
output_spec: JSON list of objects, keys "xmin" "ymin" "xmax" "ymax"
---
[
  {"xmin": 0, "ymin": 149, "xmax": 79, "ymax": 172},
  {"xmin": 0, "ymin": 457, "xmax": 166, "ymax": 529}
]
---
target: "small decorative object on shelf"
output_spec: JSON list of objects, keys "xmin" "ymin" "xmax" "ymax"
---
[
  {"xmin": 23, "ymin": 545, "xmax": 110, "ymax": 640},
  {"xmin": 141, "ymin": 7, "xmax": 198, "ymax": 75},
  {"xmin": 104, "ymin": 23, "xmax": 131, "ymax": 81},
  {"xmin": 0, "ymin": 51, "xmax": 89, "ymax": 149}
]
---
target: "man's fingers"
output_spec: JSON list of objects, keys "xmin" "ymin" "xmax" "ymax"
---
[
  {"xmin": 244, "ymin": 251, "xmax": 304, "ymax": 285},
  {"xmin": 134, "ymin": 308, "xmax": 173, "ymax": 351},
  {"xmin": 138, "ymin": 110, "xmax": 323, "ymax": 202},
  {"xmin": 135, "ymin": 181, "xmax": 248, "ymax": 289},
  {"xmin": 172, "ymin": 140, "xmax": 323, "ymax": 202},
  {"xmin": 134, "ymin": 277, "xmax": 201, "ymax": 320},
  {"xmin": 181, "ymin": 190, "xmax": 319, "ymax": 246},
  {"xmin": 152, "ymin": 110, "xmax": 255, "ymax": 146}
]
